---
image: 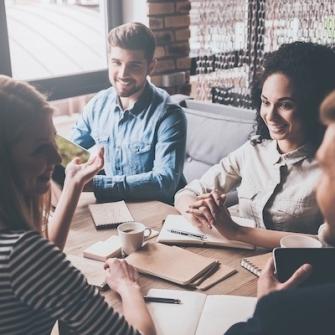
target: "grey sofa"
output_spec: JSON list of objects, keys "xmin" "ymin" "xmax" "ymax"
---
[{"xmin": 172, "ymin": 95, "xmax": 256, "ymax": 205}]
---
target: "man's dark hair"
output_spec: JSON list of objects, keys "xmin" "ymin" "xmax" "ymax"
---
[
  {"xmin": 108, "ymin": 22, "xmax": 156, "ymax": 62},
  {"xmin": 251, "ymin": 41, "xmax": 335, "ymax": 149}
]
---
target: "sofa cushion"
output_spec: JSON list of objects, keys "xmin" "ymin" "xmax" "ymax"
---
[{"xmin": 182, "ymin": 99, "xmax": 256, "ymax": 183}]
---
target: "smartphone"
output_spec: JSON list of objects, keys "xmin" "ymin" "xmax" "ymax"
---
[
  {"xmin": 55, "ymin": 134, "xmax": 90, "ymax": 167},
  {"xmin": 273, "ymin": 247, "xmax": 335, "ymax": 287},
  {"xmin": 52, "ymin": 135, "xmax": 90, "ymax": 187}
]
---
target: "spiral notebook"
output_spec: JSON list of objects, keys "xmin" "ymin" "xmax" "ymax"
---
[{"xmin": 240, "ymin": 253, "xmax": 272, "ymax": 277}]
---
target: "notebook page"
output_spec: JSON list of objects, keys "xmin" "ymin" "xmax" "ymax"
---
[
  {"xmin": 195, "ymin": 295, "xmax": 257, "ymax": 335},
  {"xmin": 146, "ymin": 289, "xmax": 206, "ymax": 335},
  {"xmin": 158, "ymin": 215, "xmax": 254, "ymax": 249}
]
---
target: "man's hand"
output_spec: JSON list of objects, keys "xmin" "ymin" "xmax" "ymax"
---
[
  {"xmin": 64, "ymin": 147, "xmax": 104, "ymax": 191},
  {"xmin": 257, "ymin": 258, "xmax": 312, "ymax": 299}
]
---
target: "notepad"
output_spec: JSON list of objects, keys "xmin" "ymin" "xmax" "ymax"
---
[
  {"xmin": 240, "ymin": 252, "xmax": 272, "ymax": 277},
  {"xmin": 83, "ymin": 236, "xmax": 122, "ymax": 261},
  {"xmin": 125, "ymin": 242, "xmax": 236, "ymax": 287},
  {"xmin": 146, "ymin": 288, "xmax": 257, "ymax": 335},
  {"xmin": 83, "ymin": 230, "xmax": 159, "ymax": 262},
  {"xmin": 89, "ymin": 201, "xmax": 134, "ymax": 229},
  {"xmin": 157, "ymin": 215, "xmax": 255, "ymax": 250}
]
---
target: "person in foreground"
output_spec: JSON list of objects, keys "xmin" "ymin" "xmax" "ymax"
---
[
  {"xmin": 316, "ymin": 90, "xmax": 335, "ymax": 247},
  {"xmin": 225, "ymin": 89, "xmax": 335, "ymax": 335},
  {"xmin": 72, "ymin": 22, "xmax": 186, "ymax": 204},
  {"xmin": 175, "ymin": 41, "xmax": 335, "ymax": 248},
  {"xmin": 0, "ymin": 75, "xmax": 155, "ymax": 335}
]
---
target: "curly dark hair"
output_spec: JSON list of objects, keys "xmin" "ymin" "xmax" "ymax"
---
[{"xmin": 251, "ymin": 41, "xmax": 335, "ymax": 149}]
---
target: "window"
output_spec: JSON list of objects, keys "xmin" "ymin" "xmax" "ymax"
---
[
  {"xmin": 189, "ymin": 0, "xmax": 335, "ymax": 107},
  {"xmin": 0, "ymin": 0, "xmax": 123, "ymax": 100}
]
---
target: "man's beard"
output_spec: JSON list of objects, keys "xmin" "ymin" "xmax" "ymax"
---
[{"xmin": 115, "ymin": 80, "xmax": 143, "ymax": 98}]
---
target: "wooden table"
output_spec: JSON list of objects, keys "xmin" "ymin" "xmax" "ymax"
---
[{"xmin": 64, "ymin": 193, "xmax": 262, "ymax": 309}]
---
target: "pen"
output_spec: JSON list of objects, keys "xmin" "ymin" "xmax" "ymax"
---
[
  {"xmin": 144, "ymin": 296, "xmax": 181, "ymax": 304},
  {"xmin": 168, "ymin": 229, "xmax": 207, "ymax": 240}
]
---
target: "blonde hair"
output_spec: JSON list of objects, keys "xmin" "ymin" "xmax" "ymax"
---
[{"xmin": 0, "ymin": 75, "xmax": 53, "ymax": 235}]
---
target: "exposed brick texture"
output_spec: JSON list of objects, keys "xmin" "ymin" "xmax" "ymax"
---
[
  {"xmin": 175, "ymin": 1, "xmax": 191, "ymax": 13},
  {"xmin": 148, "ymin": 2, "xmax": 175, "ymax": 16},
  {"xmin": 149, "ymin": 17, "xmax": 164, "ymax": 30},
  {"xmin": 175, "ymin": 28, "xmax": 190, "ymax": 41},
  {"xmin": 166, "ymin": 42, "xmax": 190, "ymax": 57},
  {"xmin": 153, "ymin": 30, "xmax": 174, "ymax": 45},
  {"xmin": 176, "ymin": 56, "xmax": 192, "ymax": 70},
  {"xmin": 150, "ymin": 75, "xmax": 164, "ymax": 87},
  {"xmin": 147, "ymin": 0, "xmax": 191, "ymax": 94},
  {"xmin": 153, "ymin": 59, "xmax": 176, "ymax": 74},
  {"xmin": 165, "ymin": 15, "xmax": 190, "ymax": 28}
]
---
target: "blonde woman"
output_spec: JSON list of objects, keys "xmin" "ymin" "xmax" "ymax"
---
[{"xmin": 0, "ymin": 75, "xmax": 155, "ymax": 335}]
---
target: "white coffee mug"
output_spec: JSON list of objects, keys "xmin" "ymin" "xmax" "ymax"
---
[
  {"xmin": 118, "ymin": 222, "xmax": 152, "ymax": 256},
  {"xmin": 280, "ymin": 235, "xmax": 322, "ymax": 248}
]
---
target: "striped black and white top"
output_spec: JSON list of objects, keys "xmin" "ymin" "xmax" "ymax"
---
[{"xmin": 0, "ymin": 230, "xmax": 141, "ymax": 335}]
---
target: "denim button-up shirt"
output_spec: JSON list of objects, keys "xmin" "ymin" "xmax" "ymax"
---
[
  {"xmin": 176, "ymin": 139, "xmax": 322, "ymax": 234},
  {"xmin": 72, "ymin": 82, "xmax": 186, "ymax": 203}
]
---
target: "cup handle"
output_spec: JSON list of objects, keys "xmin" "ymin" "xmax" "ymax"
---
[{"xmin": 144, "ymin": 228, "xmax": 152, "ymax": 241}]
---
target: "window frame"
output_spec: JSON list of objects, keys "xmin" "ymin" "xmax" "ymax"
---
[{"xmin": 0, "ymin": 0, "xmax": 123, "ymax": 100}]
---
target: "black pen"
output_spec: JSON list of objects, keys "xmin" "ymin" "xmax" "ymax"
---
[
  {"xmin": 144, "ymin": 296, "xmax": 181, "ymax": 304},
  {"xmin": 168, "ymin": 229, "xmax": 207, "ymax": 240}
]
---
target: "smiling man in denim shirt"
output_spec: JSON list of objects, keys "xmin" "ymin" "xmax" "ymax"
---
[{"xmin": 72, "ymin": 22, "xmax": 186, "ymax": 203}]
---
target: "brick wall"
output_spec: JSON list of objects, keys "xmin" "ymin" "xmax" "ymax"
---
[{"xmin": 147, "ymin": 0, "xmax": 191, "ymax": 95}]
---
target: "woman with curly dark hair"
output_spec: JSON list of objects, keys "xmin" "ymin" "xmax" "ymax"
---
[
  {"xmin": 252, "ymin": 41, "xmax": 331, "ymax": 150},
  {"xmin": 175, "ymin": 42, "xmax": 335, "ymax": 248}
]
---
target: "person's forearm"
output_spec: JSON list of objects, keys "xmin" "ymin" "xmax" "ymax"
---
[
  {"xmin": 236, "ymin": 226, "xmax": 309, "ymax": 249},
  {"xmin": 48, "ymin": 181, "xmax": 82, "ymax": 250},
  {"xmin": 93, "ymin": 171, "xmax": 178, "ymax": 202},
  {"xmin": 119, "ymin": 284, "xmax": 156, "ymax": 335}
]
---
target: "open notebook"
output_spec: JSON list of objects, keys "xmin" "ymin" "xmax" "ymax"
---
[
  {"xmin": 157, "ymin": 215, "xmax": 255, "ymax": 250},
  {"xmin": 146, "ymin": 289, "xmax": 257, "ymax": 335}
]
